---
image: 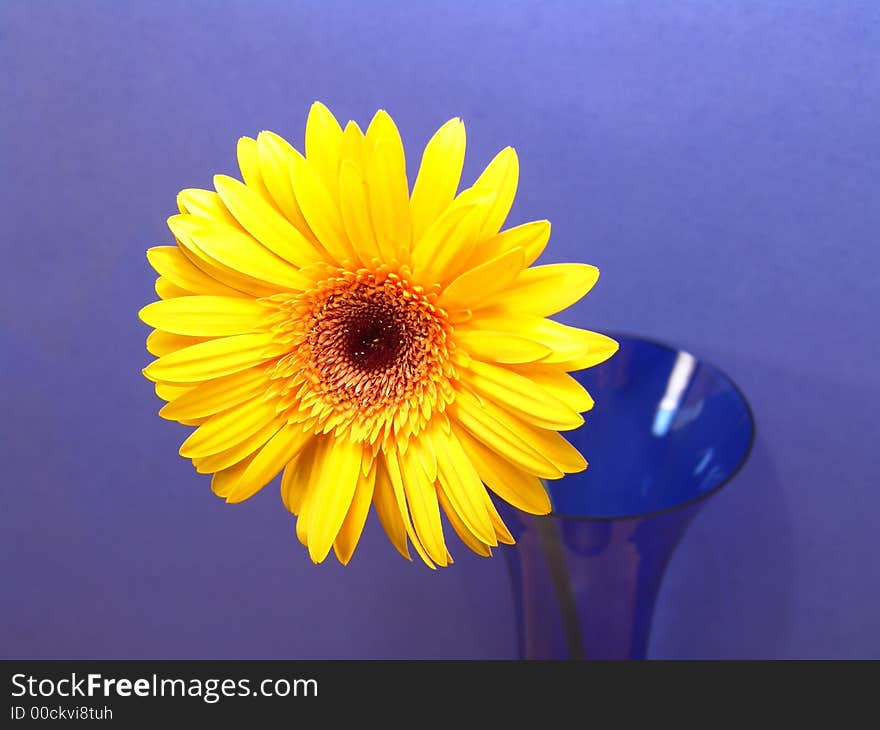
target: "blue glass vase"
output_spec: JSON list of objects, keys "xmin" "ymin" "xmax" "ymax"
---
[{"xmin": 502, "ymin": 335, "xmax": 755, "ymax": 660}]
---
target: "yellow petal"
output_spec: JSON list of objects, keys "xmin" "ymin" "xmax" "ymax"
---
[
  {"xmin": 373, "ymin": 457, "xmax": 412, "ymax": 561},
  {"xmin": 304, "ymin": 101, "xmax": 344, "ymax": 204},
  {"xmin": 292, "ymin": 438, "xmax": 326, "ymax": 545},
  {"xmin": 410, "ymin": 118, "xmax": 465, "ymax": 244},
  {"xmin": 290, "ymin": 149, "xmax": 357, "ymax": 264},
  {"xmin": 295, "ymin": 482, "xmax": 315, "ymax": 546},
  {"xmin": 211, "ymin": 454, "xmax": 255, "ymax": 500},
  {"xmin": 333, "ymin": 454, "xmax": 376, "ymax": 565},
  {"xmin": 306, "ymin": 436, "xmax": 363, "ymax": 563},
  {"xmin": 483, "ymin": 263, "xmax": 599, "ymax": 317},
  {"xmin": 431, "ymin": 426, "xmax": 497, "ymax": 546},
  {"xmin": 143, "ymin": 332, "xmax": 284, "ymax": 383},
  {"xmin": 340, "ymin": 120, "xmax": 368, "ymax": 171},
  {"xmin": 396, "ymin": 446, "xmax": 448, "ymax": 566},
  {"xmin": 177, "ymin": 188, "xmax": 241, "ymax": 228},
  {"xmin": 281, "ymin": 437, "xmax": 319, "ymax": 515},
  {"xmin": 173, "ymin": 226, "xmax": 275, "ymax": 298},
  {"xmin": 456, "ymin": 427, "xmax": 552, "ymax": 514},
  {"xmin": 147, "ymin": 246, "xmax": 243, "ymax": 298},
  {"xmin": 508, "ymin": 364, "xmax": 594, "ymax": 413},
  {"xmin": 145, "ymin": 330, "xmax": 207, "ymax": 357},
  {"xmin": 455, "ymin": 330, "xmax": 551, "ymax": 365},
  {"xmin": 468, "ymin": 389, "xmax": 586, "ymax": 473},
  {"xmin": 470, "ymin": 313, "xmax": 619, "ymax": 370},
  {"xmin": 440, "ymin": 247, "xmax": 524, "ymax": 309},
  {"xmin": 226, "ymin": 422, "xmax": 312, "ymax": 503},
  {"xmin": 547, "ymin": 329, "xmax": 619, "ymax": 371},
  {"xmin": 410, "ymin": 189, "xmax": 493, "ymax": 283},
  {"xmin": 366, "ymin": 110, "xmax": 411, "ymax": 261},
  {"xmin": 461, "ymin": 359, "xmax": 584, "ymax": 430},
  {"xmin": 139, "ymin": 295, "xmax": 268, "ymax": 337},
  {"xmin": 159, "ymin": 366, "xmax": 268, "ymax": 421},
  {"xmin": 481, "ymin": 490, "xmax": 515, "ymax": 545},
  {"xmin": 449, "ymin": 389, "xmax": 562, "ymax": 479},
  {"xmin": 338, "ymin": 160, "xmax": 381, "ymax": 265},
  {"xmin": 516, "ymin": 422, "xmax": 587, "ymax": 474},
  {"xmin": 193, "ymin": 417, "xmax": 285, "ymax": 474},
  {"xmin": 213, "ymin": 174, "xmax": 325, "ymax": 267},
  {"xmin": 255, "ymin": 131, "xmax": 318, "ymax": 241},
  {"xmin": 553, "ymin": 343, "xmax": 619, "ymax": 371},
  {"xmin": 179, "ymin": 396, "xmax": 280, "ymax": 458},
  {"xmin": 155, "ymin": 382, "xmax": 193, "ymax": 403},
  {"xmin": 155, "ymin": 277, "xmax": 190, "ymax": 299},
  {"xmin": 436, "ymin": 484, "xmax": 492, "ymax": 557},
  {"xmin": 468, "ymin": 219, "xmax": 551, "ymax": 269},
  {"xmin": 168, "ymin": 215, "xmax": 311, "ymax": 291},
  {"xmin": 236, "ymin": 137, "xmax": 275, "ymax": 206},
  {"xmin": 411, "ymin": 435, "xmax": 437, "ymax": 483},
  {"xmin": 472, "ymin": 146, "xmax": 519, "ymax": 238},
  {"xmin": 384, "ymin": 449, "xmax": 438, "ymax": 569}
]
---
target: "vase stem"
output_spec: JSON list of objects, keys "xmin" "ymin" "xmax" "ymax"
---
[
  {"xmin": 505, "ymin": 505, "xmax": 700, "ymax": 660},
  {"xmin": 535, "ymin": 516, "xmax": 586, "ymax": 660}
]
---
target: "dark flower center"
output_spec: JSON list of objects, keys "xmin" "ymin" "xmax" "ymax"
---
[
  {"xmin": 344, "ymin": 308, "xmax": 405, "ymax": 372},
  {"xmin": 281, "ymin": 270, "xmax": 454, "ymax": 421}
]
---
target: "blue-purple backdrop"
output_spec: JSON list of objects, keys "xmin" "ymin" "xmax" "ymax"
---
[{"xmin": 2, "ymin": 1, "xmax": 878, "ymax": 659}]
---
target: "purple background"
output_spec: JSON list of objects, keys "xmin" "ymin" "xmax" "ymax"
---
[{"xmin": 2, "ymin": 1, "xmax": 878, "ymax": 659}]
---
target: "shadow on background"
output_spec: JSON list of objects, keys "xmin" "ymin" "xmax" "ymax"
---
[{"xmin": 648, "ymin": 436, "xmax": 794, "ymax": 658}]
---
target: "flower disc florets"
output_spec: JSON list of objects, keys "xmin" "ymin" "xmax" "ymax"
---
[{"xmin": 265, "ymin": 266, "xmax": 456, "ymax": 446}]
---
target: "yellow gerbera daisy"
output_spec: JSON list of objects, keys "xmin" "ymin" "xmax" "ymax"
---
[{"xmin": 140, "ymin": 102, "xmax": 617, "ymax": 568}]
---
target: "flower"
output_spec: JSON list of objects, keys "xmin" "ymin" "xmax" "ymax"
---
[{"xmin": 140, "ymin": 102, "xmax": 617, "ymax": 568}]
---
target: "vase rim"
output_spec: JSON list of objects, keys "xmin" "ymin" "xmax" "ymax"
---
[{"xmin": 547, "ymin": 330, "xmax": 757, "ymax": 522}]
